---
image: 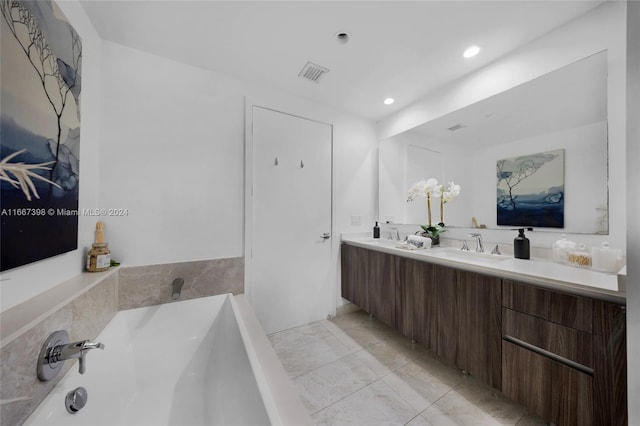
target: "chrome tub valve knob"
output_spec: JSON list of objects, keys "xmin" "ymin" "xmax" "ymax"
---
[{"xmin": 37, "ymin": 331, "xmax": 105, "ymax": 381}]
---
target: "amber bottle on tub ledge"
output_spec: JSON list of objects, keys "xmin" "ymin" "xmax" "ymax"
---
[{"xmin": 87, "ymin": 221, "xmax": 111, "ymax": 272}]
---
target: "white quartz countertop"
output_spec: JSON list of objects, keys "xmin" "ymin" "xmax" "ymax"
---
[{"xmin": 341, "ymin": 236, "xmax": 625, "ymax": 304}]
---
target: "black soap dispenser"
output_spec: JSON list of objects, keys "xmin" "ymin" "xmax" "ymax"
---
[
  {"xmin": 373, "ymin": 222, "xmax": 380, "ymax": 239},
  {"xmin": 513, "ymin": 228, "xmax": 531, "ymax": 259}
]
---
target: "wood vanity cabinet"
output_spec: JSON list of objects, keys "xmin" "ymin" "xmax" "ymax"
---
[
  {"xmin": 502, "ymin": 339, "xmax": 593, "ymax": 425},
  {"xmin": 394, "ymin": 257, "xmax": 438, "ymax": 351},
  {"xmin": 341, "ymin": 244, "xmax": 501, "ymax": 389},
  {"xmin": 434, "ymin": 264, "xmax": 461, "ymax": 367},
  {"xmin": 459, "ymin": 271, "xmax": 502, "ymax": 389},
  {"xmin": 436, "ymin": 269, "xmax": 501, "ymax": 389},
  {"xmin": 341, "ymin": 245, "xmax": 627, "ymax": 426},
  {"xmin": 340, "ymin": 244, "xmax": 369, "ymax": 311},
  {"xmin": 502, "ymin": 280, "xmax": 627, "ymax": 426},
  {"xmin": 592, "ymin": 299, "xmax": 627, "ymax": 426},
  {"xmin": 366, "ymin": 249, "xmax": 396, "ymax": 327},
  {"xmin": 340, "ymin": 244, "xmax": 396, "ymax": 327}
]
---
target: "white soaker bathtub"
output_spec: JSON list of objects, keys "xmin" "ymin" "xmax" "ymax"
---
[{"xmin": 25, "ymin": 294, "xmax": 312, "ymax": 426}]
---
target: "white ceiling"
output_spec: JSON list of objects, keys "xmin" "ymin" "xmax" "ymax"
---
[{"xmin": 79, "ymin": 0, "xmax": 605, "ymax": 121}]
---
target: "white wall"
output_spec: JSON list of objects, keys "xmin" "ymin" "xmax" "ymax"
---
[
  {"xmin": 0, "ymin": 1, "xmax": 102, "ymax": 312},
  {"xmin": 626, "ymin": 0, "xmax": 640, "ymax": 422},
  {"xmin": 99, "ymin": 41, "xmax": 377, "ymax": 266},
  {"xmin": 378, "ymin": 2, "xmax": 626, "ymax": 251},
  {"xmin": 99, "ymin": 42, "xmax": 378, "ymax": 308},
  {"xmin": 99, "ymin": 42, "xmax": 246, "ymax": 266}
]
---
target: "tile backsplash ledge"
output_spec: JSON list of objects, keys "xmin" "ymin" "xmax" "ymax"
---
[{"xmin": 118, "ymin": 257, "xmax": 243, "ymax": 310}]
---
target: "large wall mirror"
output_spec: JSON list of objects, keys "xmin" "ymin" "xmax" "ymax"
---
[{"xmin": 379, "ymin": 51, "xmax": 608, "ymax": 235}]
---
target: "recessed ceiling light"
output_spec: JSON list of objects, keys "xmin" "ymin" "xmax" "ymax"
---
[
  {"xmin": 335, "ymin": 31, "xmax": 350, "ymax": 44},
  {"xmin": 384, "ymin": 98, "xmax": 395, "ymax": 105},
  {"xmin": 463, "ymin": 45, "xmax": 480, "ymax": 58}
]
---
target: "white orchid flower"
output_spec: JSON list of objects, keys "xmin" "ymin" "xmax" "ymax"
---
[
  {"xmin": 442, "ymin": 181, "xmax": 461, "ymax": 204},
  {"xmin": 407, "ymin": 180, "xmax": 427, "ymax": 201},
  {"xmin": 407, "ymin": 178, "xmax": 441, "ymax": 202},
  {"xmin": 424, "ymin": 178, "xmax": 439, "ymax": 192},
  {"xmin": 407, "ymin": 177, "xmax": 461, "ymax": 230},
  {"xmin": 431, "ymin": 184, "xmax": 443, "ymax": 199}
]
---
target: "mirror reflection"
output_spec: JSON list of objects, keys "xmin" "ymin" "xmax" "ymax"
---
[{"xmin": 379, "ymin": 51, "xmax": 608, "ymax": 234}]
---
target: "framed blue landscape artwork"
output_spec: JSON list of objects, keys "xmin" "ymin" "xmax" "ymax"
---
[
  {"xmin": 497, "ymin": 149, "xmax": 564, "ymax": 228},
  {"xmin": 1, "ymin": 0, "xmax": 82, "ymax": 271}
]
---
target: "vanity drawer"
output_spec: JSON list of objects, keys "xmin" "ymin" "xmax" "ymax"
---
[
  {"xmin": 502, "ymin": 280, "xmax": 593, "ymax": 333},
  {"xmin": 502, "ymin": 308, "xmax": 593, "ymax": 369},
  {"xmin": 502, "ymin": 340, "xmax": 593, "ymax": 426}
]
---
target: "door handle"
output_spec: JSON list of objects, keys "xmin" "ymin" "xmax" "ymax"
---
[{"xmin": 321, "ymin": 232, "xmax": 331, "ymax": 240}]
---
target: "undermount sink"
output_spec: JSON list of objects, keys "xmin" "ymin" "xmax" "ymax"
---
[
  {"xmin": 361, "ymin": 238, "xmax": 400, "ymax": 246},
  {"xmin": 442, "ymin": 248, "xmax": 510, "ymax": 263}
]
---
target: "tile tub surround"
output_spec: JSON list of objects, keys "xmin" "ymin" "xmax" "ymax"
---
[
  {"xmin": 118, "ymin": 257, "xmax": 244, "ymax": 310},
  {"xmin": 1, "ymin": 256, "xmax": 243, "ymax": 425},
  {"xmin": 0, "ymin": 271, "xmax": 118, "ymax": 426},
  {"xmin": 269, "ymin": 309, "xmax": 547, "ymax": 426}
]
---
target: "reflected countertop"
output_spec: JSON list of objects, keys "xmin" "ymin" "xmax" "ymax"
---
[{"xmin": 341, "ymin": 235, "xmax": 625, "ymax": 304}]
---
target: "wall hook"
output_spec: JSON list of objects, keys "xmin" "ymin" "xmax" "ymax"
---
[
  {"xmin": 274, "ymin": 157, "xmax": 279, "ymax": 166},
  {"xmin": 300, "ymin": 160, "xmax": 304, "ymax": 168}
]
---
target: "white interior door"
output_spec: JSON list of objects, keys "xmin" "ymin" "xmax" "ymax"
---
[{"xmin": 249, "ymin": 106, "xmax": 333, "ymax": 334}]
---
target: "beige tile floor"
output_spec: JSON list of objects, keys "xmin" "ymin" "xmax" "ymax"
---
[{"xmin": 268, "ymin": 309, "xmax": 548, "ymax": 426}]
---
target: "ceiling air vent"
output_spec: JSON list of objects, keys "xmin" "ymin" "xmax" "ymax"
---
[
  {"xmin": 298, "ymin": 61, "xmax": 329, "ymax": 84},
  {"xmin": 447, "ymin": 123, "xmax": 466, "ymax": 132}
]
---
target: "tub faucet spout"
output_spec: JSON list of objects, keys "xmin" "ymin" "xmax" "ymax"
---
[
  {"xmin": 171, "ymin": 278, "xmax": 185, "ymax": 300},
  {"xmin": 49, "ymin": 340, "xmax": 105, "ymax": 375}
]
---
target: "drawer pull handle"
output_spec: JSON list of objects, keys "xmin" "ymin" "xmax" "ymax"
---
[{"xmin": 503, "ymin": 335, "xmax": 594, "ymax": 376}]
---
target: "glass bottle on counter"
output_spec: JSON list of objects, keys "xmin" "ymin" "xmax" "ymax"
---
[{"xmin": 568, "ymin": 244, "xmax": 592, "ymax": 268}]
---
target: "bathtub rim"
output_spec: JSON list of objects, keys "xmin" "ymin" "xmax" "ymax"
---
[
  {"xmin": 231, "ymin": 293, "xmax": 314, "ymax": 426},
  {"xmin": 22, "ymin": 293, "xmax": 312, "ymax": 426}
]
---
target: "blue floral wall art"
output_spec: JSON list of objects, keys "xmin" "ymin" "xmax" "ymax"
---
[
  {"xmin": 1, "ymin": 0, "xmax": 82, "ymax": 271},
  {"xmin": 497, "ymin": 149, "xmax": 564, "ymax": 228}
]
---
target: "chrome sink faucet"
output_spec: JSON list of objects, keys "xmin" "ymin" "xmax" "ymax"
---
[{"xmin": 468, "ymin": 233, "xmax": 484, "ymax": 253}]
